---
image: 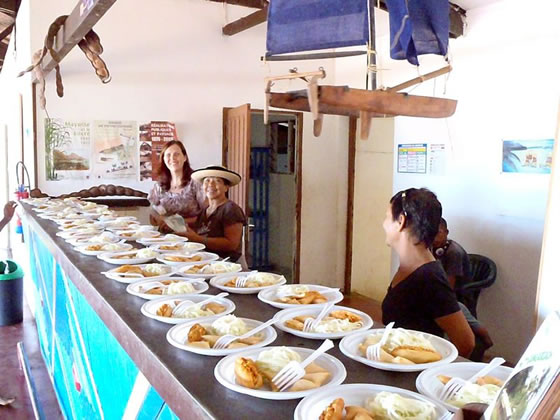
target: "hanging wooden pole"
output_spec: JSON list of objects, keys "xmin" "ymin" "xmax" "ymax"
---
[{"xmin": 387, "ymin": 65, "xmax": 452, "ymax": 93}]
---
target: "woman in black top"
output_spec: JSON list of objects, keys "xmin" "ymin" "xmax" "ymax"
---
[{"xmin": 381, "ymin": 188, "xmax": 474, "ymax": 357}]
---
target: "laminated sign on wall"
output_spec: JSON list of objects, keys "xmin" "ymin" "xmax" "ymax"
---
[
  {"xmin": 138, "ymin": 121, "xmax": 178, "ymax": 181},
  {"xmin": 397, "ymin": 143, "xmax": 427, "ymax": 174},
  {"xmin": 92, "ymin": 121, "xmax": 138, "ymax": 180}
]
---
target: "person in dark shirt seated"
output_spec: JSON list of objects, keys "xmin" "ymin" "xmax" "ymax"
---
[
  {"xmin": 381, "ymin": 188, "xmax": 475, "ymax": 358},
  {"xmin": 432, "ymin": 218, "xmax": 493, "ymax": 361}
]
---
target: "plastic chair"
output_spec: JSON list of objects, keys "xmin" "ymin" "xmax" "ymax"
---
[{"xmin": 456, "ymin": 254, "xmax": 497, "ymax": 319}]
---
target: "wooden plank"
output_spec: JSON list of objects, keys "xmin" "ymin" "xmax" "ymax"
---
[
  {"xmin": 41, "ymin": 0, "xmax": 118, "ymax": 74},
  {"xmin": 206, "ymin": 0, "xmax": 267, "ymax": 9},
  {"xmin": 222, "ymin": 7, "xmax": 267, "ymax": 36},
  {"xmin": 270, "ymin": 87, "xmax": 457, "ymax": 119},
  {"xmin": 0, "ymin": 40, "xmax": 7, "ymax": 56}
]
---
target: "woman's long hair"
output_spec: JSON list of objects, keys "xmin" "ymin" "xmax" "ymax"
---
[{"xmin": 155, "ymin": 140, "xmax": 194, "ymax": 191}]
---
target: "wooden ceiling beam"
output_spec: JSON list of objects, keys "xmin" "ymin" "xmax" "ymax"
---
[
  {"xmin": 41, "ymin": 0, "xmax": 117, "ymax": 75},
  {"xmin": 222, "ymin": 6, "xmax": 267, "ymax": 36},
  {"xmin": 207, "ymin": 0, "xmax": 267, "ymax": 9},
  {"xmin": 0, "ymin": 40, "xmax": 7, "ymax": 56},
  {"xmin": 0, "ymin": 0, "xmax": 20, "ymax": 16}
]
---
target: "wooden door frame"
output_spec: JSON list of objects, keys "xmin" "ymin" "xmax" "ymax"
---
[
  {"xmin": 222, "ymin": 107, "xmax": 303, "ymax": 284},
  {"xmin": 344, "ymin": 117, "xmax": 358, "ymax": 294}
]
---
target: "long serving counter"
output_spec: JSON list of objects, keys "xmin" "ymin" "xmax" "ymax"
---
[{"xmin": 22, "ymin": 203, "xmax": 423, "ymax": 419}]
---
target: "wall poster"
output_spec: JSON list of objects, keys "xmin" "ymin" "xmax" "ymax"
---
[
  {"xmin": 502, "ymin": 139, "xmax": 554, "ymax": 174},
  {"xmin": 429, "ymin": 143, "xmax": 446, "ymax": 176},
  {"xmin": 397, "ymin": 143, "xmax": 427, "ymax": 174},
  {"xmin": 138, "ymin": 121, "xmax": 178, "ymax": 181},
  {"xmin": 92, "ymin": 120, "xmax": 138, "ymax": 180},
  {"xmin": 45, "ymin": 119, "xmax": 91, "ymax": 181}
]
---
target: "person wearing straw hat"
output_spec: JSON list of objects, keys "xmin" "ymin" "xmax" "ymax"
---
[
  {"xmin": 182, "ymin": 165, "xmax": 246, "ymax": 262},
  {"xmin": 0, "ymin": 202, "xmax": 17, "ymax": 232}
]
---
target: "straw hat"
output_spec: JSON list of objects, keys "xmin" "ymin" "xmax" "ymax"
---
[{"xmin": 191, "ymin": 165, "xmax": 241, "ymax": 186}]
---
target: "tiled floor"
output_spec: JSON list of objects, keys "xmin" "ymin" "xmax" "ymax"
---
[{"xmin": 0, "ymin": 303, "xmax": 61, "ymax": 420}]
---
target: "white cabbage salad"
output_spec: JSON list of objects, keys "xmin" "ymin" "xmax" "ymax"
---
[
  {"xmin": 365, "ymin": 392, "xmax": 436, "ymax": 420},
  {"xmin": 256, "ymin": 347, "xmax": 301, "ymax": 375},
  {"xmin": 135, "ymin": 248, "xmax": 159, "ymax": 259},
  {"xmin": 242, "ymin": 272, "xmax": 281, "ymax": 287},
  {"xmin": 446, "ymin": 382, "xmax": 501, "ymax": 408},
  {"xmin": 165, "ymin": 281, "xmax": 195, "ymax": 295},
  {"xmin": 200, "ymin": 262, "xmax": 241, "ymax": 274},
  {"xmin": 380, "ymin": 328, "xmax": 437, "ymax": 353},
  {"xmin": 276, "ymin": 284, "xmax": 309, "ymax": 298},
  {"xmin": 209, "ymin": 315, "xmax": 249, "ymax": 336},
  {"xmin": 90, "ymin": 232, "xmax": 118, "ymax": 243},
  {"xmin": 102, "ymin": 243, "xmax": 127, "ymax": 251},
  {"xmin": 171, "ymin": 301, "xmax": 216, "ymax": 319},
  {"xmin": 311, "ymin": 318, "xmax": 363, "ymax": 333},
  {"xmin": 143, "ymin": 264, "xmax": 170, "ymax": 276}
]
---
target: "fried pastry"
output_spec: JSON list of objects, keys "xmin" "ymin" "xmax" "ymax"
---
[
  {"xmin": 156, "ymin": 304, "xmax": 173, "ymax": 317},
  {"xmin": 165, "ymin": 255, "xmax": 202, "ymax": 263},
  {"xmin": 113, "ymin": 252, "xmax": 138, "ymax": 259},
  {"xmin": 345, "ymin": 406, "xmax": 375, "ymax": 420},
  {"xmin": 160, "ymin": 244, "xmax": 182, "ymax": 251},
  {"xmin": 85, "ymin": 244, "xmax": 103, "ymax": 251},
  {"xmin": 115, "ymin": 265, "xmax": 143, "ymax": 274},
  {"xmin": 204, "ymin": 302, "xmax": 226, "ymax": 314},
  {"xmin": 330, "ymin": 310, "xmax": 362, "ymax": 323},
  {"xmin": 320, "ymin": 398, "xmax": 345, "ymax": 420},
  {"xmin": 187, "ymin": 324, "xmax": 207, "ymax": 342},
  {"xmin": 234, "ymin": 358, "xmax": 263, "ymax": 389},
  {"xmin": 275, "ymin": 290, "xmax": 328, "ymax": 305},
  {"xmin": 391, "ymin": 345, "xmax": 442, "ymax": 364},
  {"xmin": 476, "ymin": 375, "xmax": 504, "ymax": 387},
  {"xmin": 182, "ymin": 264, "xmax": 208, "ymax": 274}
]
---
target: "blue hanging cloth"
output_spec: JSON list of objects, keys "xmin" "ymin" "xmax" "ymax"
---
[
  {"xmin": 386, "ymin": 0, "xmax": 449, "ymax": 66},
  {"xmin": 266, "ymin": 0, "xmax": 369, "ymax": 57}
]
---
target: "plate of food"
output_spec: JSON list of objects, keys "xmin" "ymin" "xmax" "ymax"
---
[
  {"xmin": 166, "ymin": 314, "xmax": 277, "ymax": 356},
  {"xmin": 57, "ymin": 227, "xmax": 103, "ymax": 239},
  {"xmin": 137, "ymin": 234, "xmax": 188, "ymax": 245},
  {"xmin": 97, "ymin": 215, "xmax": 135, "ymax": 223},
  {"xmin": 140, "ymin": 294, "xmax": 235, "ymax": 324},
  {"xmin": 126, "ymin": 277, "xmax": 208, "ymax": 299},
  {"xmin": 209, "ymin": 272, "xmax": 287, "ymax": 294},
  {"xmin": 148, "ymin": 241, "xmax": 205, "ymax": 254},
  {"xmin": 69, "ymin": 231, "xmax": 122, "ymax": 247},
  {"xmin": 114, "ymin": 229, "xmax": 161, "ymax": 241},
  {"xmin": 294, "ymin": 383, "xmax": 448, "ymax": 420},
  {"xmin": 339, "ymin": 328, "xmax": 458, "ymax": 372},
  {"xmin": 75, "ymin": 242, "xmax": 133, "ymax": 256},
  {"xmin": 257, "ymin": 284, "xmax": 344, "ymax": 309},
  {"xmin": 98, "ymin": 248, "xmax": 160, "ymax": 265},
  {"xmin": 101, "ymin": 263, "xmax": 176, "ymax": 283},
  {"xmin": 177, "ymin": 261, "xmax": 242, "ymax": 279},
  {"xmin": 214, "ymin": 346, "xmax": 346, "ymax": 400},
  {"xmin": 274, "ymin": 305, "xmax": 373, "ymax": 340},
  {"xmin": 416, "ymin": 362, "xmax": 512, "ymax": 413},
  {"xmin": 155, "ymin": 252, "xmax": 219, "ymax": 266},
  {"xmin": 102, "ymin": 220, "xmax": 141, "ymax": 230}
]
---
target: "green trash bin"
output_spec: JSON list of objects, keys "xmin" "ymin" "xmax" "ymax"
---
[{"xmin": 0, "ymin": 260, "xmax": 24, "ymax": 326}]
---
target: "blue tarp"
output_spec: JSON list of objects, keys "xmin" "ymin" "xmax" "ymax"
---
[
  {"xmin": 386, "ymin": 0, "xmax": 449, "ymax": 66},
  {"xmin": 266, "ymin": 0, "xmax": 369, "ymax": 57}
]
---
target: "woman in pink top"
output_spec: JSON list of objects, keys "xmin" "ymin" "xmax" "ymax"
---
[{"xmin": 148, "ymin": 140, "xmax": 205, "ymax": 231}]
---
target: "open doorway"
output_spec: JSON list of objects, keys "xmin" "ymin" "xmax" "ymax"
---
[{"xmin": 222, "ymin": 105, "xmax": 302, "ymax": 283}]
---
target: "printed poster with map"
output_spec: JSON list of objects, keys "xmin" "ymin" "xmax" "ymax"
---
[
  {"xmin": 92, "ymin": 120, "xmax": 138, "ymax": 180},
  {"xmin": 45, "ymin": 119, "xmax": 91, "ymax": 181}
]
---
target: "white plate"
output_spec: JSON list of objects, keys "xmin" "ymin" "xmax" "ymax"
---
[
  {"xmin": 102, "ymin": 264, "xmax": 177, "ymax": 283},
  {"xmin": 98, "ymin": 250, "xmax": 160, "ymax": 265},
  {"xmin": 114, "ymin": 229, "xmax": 161, "ymax": 241},
  {"xmin": 98, "ymin": 215, "xmax": 137, "ymax": 223},
  {"xmin": 166, "ymin": 316, "xmax": 277, "ymax": 356},
  {"xmin": 69, "ymin": 233, "xmax": 122, "ymax": 246},
  {"xmin": 294, "ymin": 383, "xmax": 449, "ymax": 420},
  {"xmin": 155, "ymin": 252, "xmax": 219, "ymax": 266},
  {"xmin": 57, "ymin": 229, "xmax": 103, "ymax": 239},
  {"xmin": 176, "ymin": 261, "xmax": 243, "ymax": 279},
  {"xmin": 149, "ymin": 242, "xmax": 206, "ymax": 254},
  {"xmin": 416, "ymin": 362, "xmax": 513, "ymax": 412},
  {"xmin": 339, "ymin": 328, "xmax": 458, "ymax": 372},
  {"xmin": 257, "ymin": 284, "xmax": 344, "ymax": 309},
  {"xmin": 75, "ymin": 243, "xmax": 133, "ymax": 256},
  {"xmin": 137, "ymin": 234, "xmax": 188, "ymax": 245},
  {"xmin": 214, "ymin": 346, "xmax": 346, "ymax": 400},
  {"xmin": 209, "ymin": 272, "xmax": 287, "ymax": 294},
  {"xmin": 126, "ymin": 278, "xmax": 209, "ymax": 300},
  {"xmin": 141, "ymin": 294, "xmax": 235, "ymax": 324},
  {"xmin": 274, "ymin": 305, "xmax": 373, "ymax": 340}
]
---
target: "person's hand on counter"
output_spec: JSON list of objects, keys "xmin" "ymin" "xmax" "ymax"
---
[
  {"xmin": 0, "ymin": 201, "xmax": 17, "ymax": 232},
  {"xmin": 149, "ymin": 212, "xmax": 173, "ymax": 233}
]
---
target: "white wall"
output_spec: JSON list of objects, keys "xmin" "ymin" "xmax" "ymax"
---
[
  {"xmin": 342, "ymin": 0, "xmax": 558, "ymax": 362},
  {"xmin": 2, "ymin": 0, "xmax": 348, "ymax": 288}
]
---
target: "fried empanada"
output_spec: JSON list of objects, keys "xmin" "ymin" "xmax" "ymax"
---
[
  {"xmin": 234, "ymin": 358, "xmax": 263, "ymax": 389},
  {"xmin": 330, "ymin": 310, "xmax": 362, "ymax": 323},
  {"xmin": 204, "ymin": 302, "xmax": 225, "ymax": 314},
  {"xmin": 115, "ymin": 264, "xmax": 143, "ymax": 274},
  {"xmin": 320, "ymin": 398, "xmax": 345, "ymax": 420},
  {"xmin": 284, "ymin": 319, "xmax": 305, "ymax": 331},
  {"xmin": 476, "ymin": 375, "xmax": 504, "ymax": 387},
  {"xmin": 188, "ymin": 324, "xmax": 207, "ymax": 342},
  {"xmin": 156, "ymin": 304, "xmax": 173, "ymax": 317}
]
